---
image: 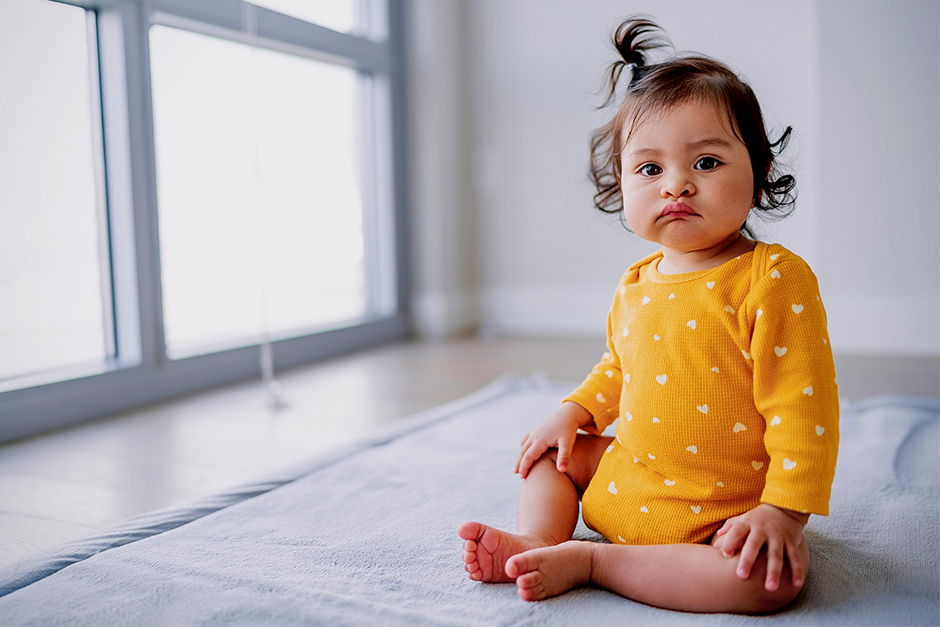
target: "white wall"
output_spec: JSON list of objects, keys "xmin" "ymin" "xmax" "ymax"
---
[
  {"xmin": 406, "ymin": 0, "xmax": 940, "ymax": 357},
  {"xmin": 405, "ymin": 0, "xmax": 478, "ymax": 338},
  {"xmin": 815, "ymin": 0, "xmax": 940, "ymax": 356}
]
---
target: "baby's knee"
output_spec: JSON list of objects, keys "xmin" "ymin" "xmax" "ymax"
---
[{"xmin": 736, "ymin": 556, "xmax": 806, "ymax": 615}]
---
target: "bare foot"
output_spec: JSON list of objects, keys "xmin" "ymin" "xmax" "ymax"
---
[
  {"xmin": 505, "ymin": 541, "xmax": 595, "ymax": 601},
  {"xmin": 458, "ymin": 521, "xmax": 545, "ymax": 583}
]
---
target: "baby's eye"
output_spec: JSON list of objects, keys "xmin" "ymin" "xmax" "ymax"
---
[
  {"xmin": 695, "ymin": 156, "xmax": 722, "ymax": 170},
  {"xmin": 638, "ymin": 163, "xmax": 662, "ymax": 176}
]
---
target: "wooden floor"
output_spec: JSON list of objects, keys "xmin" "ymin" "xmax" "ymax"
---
[{"xmin": 0, "ymin": 337, "xmax": 937, "ymax": 568}]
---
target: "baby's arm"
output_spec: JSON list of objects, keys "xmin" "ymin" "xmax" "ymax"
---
[
  {"xmin": 714, "ymin": 503, "xmax": 809, "ymax": 592},
  {"xmin": 514, "ymin": 402, "xmax": 595, "ymax": 478}
]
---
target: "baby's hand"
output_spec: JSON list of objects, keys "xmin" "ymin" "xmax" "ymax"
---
[
  {"xmin": 514, "ymin": 402, "xmax": 592, "ymax": 478},
  {"xmin": 714, "ymin": 503, "xmax": 809, "ymax": 592}
]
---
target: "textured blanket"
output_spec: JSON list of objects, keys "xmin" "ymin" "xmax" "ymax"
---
[{"xmin": 0, "ymin": 375, "xmax": 937, "ymax": 625}]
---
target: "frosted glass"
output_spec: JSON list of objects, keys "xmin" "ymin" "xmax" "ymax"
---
[
  {"xmin": 150, "ymin": 25, "xmax": 368, "ymax": 357},
  {"xmin": 0, "ymin": 0, "xmax": 109, "ymax": 381}
]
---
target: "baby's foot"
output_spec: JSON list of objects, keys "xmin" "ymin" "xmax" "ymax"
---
[
  {"xmin": 505, "ymin": 541, "xmax": 595, "ymax": 601},
  {"xmin": 458, "ymin": 521, "xmax": 544, "ymax": 583}
]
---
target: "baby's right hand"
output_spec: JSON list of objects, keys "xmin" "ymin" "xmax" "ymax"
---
[{"xmin": 514, "ymin": 402, "xmax": 593, "ymax": 478}]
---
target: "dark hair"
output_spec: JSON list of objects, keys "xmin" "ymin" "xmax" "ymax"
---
[{"xmin": 589, "ymin": 17, "xmax": 796, "ymax": 238}]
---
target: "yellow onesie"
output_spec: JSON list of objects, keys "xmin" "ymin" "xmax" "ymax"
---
[{"xmin": 565, "ymin": 242, "xmax": 839, "ymax": 546}]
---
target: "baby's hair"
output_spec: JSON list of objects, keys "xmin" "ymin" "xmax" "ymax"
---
[{"xmin": 590, "ymin": 16, "xmax": 796, "ymax": 237}]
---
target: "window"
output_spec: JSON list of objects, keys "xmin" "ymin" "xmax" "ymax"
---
[
  {"xmin": 0, "ymin": 0, "xmax": 409, "ymax": 442},
  {"xmin": 0, "ymin": 0, "xmax": 113, "ymax": 382},
  {"xmin": 150, "ymin": 25, "xmax": 378, "ymax": 357}
]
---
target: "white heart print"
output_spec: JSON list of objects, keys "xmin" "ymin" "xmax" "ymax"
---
[
  {"xmin": 686, "ymin": 445, "xmax": 698, "ymax": 454},
  {"xmin": 652, "ymin": 417, "xmax": 660, "ymax": 423},
  {"xmin": 606, "ymin": 444, "xmax": 614, "ymax": 453},
  {"xmin": 648, "ymin": 453, "xmax": 656, "ymax": 460},
  {"xmin": 770, "ymin": 253, "xmax": 780, "ymax": 260},
  {"xmin": 716, "ymin": 481, "xmax": 725, "ymax": 487},
  {"xmin": 690, "ymin": 505, "xmax": 701, "ymax": 514},
  {"xmin": 697, "ymin": 404, "xmax": 708, "ymax": 414},
  {"xmin": 706, "ymin": 281, "xmax": 715, "ymax": 289},
  {"xmin": 815, "ymin": 425, "xmax": 825, "ymax": 436},
  {"xmin": 640, "ymin": 506, "xmax": 649, "ymax": 513},
  {"xmin": 733, "ymin": 422, "xmax": 747, "ymax": 433},
  {"xmin": 687, "ymin": 320, "xmax": 696, "ymax": 330},
  {"xmin": 656, "ymin": 374, "xmax": 667, "ymax": 385},
  {"xmin": 774, "ymin": 346, "xmax": 788, "ymax": 357},
  {"xmin": 756, "ymin": 309, "xmax": 763, "ymax": 318},
  {"xmin": 783, "ymin": 458, "xmax": 797, "ymax": 471},
  {"xmin": 596, "ymin": 393, "xmax": 605, "ymax": 403},
  {"xmin": 642, "ymin": 296, "xmax": 651, "ymax": 305},
  {"xmin": 608, "ymin": 481, "xmax": 618, "ymax": 494},
  {"xmin": 664, "ymin": 479, "xmax": 676, "ymax": 486},
  {"xmin": 803, "ymin": 386, "xmax": 814, "ymax": 396},
  {"xmin": 724, "ymin": 306, "xmax": 735, "ymax": 314},
  {"xmin": 770, "ymin": 416, "xmax": 782, "ymax": 426},
  {"xmin": 792, "ymin": 304, "xmax": 804, "ymax": 314},
  {"xmin": 711, "ymin": 367, "xmax": 720, "ymax": 373},
  {"xmin": 771, "ymin": 269, "xmax": 781, "ymax": 279},
  {"xmin": 626, "ymin": 412, "xmax": 633, "ymax": 422},
  {"xmin": 605, "ymin": 370, "xmax": 614, "ymax": 378},
  {"xmin": 752, "ymin": 461, "xmax": 764, "ymax": 470},
  {"xmin": 653, "ymin": 334, "xmax": 661, "ymax": 341},
  {"xmin": 622, "ymin": 327, "xmax": 629, "ymax": 337}
]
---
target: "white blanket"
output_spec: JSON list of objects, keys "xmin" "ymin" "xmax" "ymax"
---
[{"xmin": 0, "ymin": 376, "xmax": 937, "ymax": 625}]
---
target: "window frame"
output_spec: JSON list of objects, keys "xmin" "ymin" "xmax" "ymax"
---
[{"xmin": 0, "ymin": 0, "xmax": 411, "ymax": 443}]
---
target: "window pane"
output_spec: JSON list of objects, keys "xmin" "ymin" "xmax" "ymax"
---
[
  {"xmin": 0, "ymin": 0, "xmax": 111, "ymax": 381},
  {"xmin": 150, "ymin": 25, "xmax": 371, "ymax": 357}
]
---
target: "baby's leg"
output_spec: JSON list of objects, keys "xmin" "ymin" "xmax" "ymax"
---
[
  {"xmin": 459, "ymin": 435, "xmax": 611, "ymax": 583},
  {"xmin": 506, "ymin": 534, "xmax": 808, "ymax": 614}
]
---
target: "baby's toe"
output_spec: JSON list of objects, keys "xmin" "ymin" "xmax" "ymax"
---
[
  {"xmin": 505, "ymin": 551, "xmax": 535, "ymax": 578},
  {"xmin": 517, "ymin": 581, "xmax": 545, "ymax": 602},
  {"xmin": 517, "ymin": 571, "xmax": 542, "ymax": 589}
]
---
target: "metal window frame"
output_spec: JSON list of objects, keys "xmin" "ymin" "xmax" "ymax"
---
[{"xmin": 0, "ymin": 0, "xmax": 411, "ymax": 444}]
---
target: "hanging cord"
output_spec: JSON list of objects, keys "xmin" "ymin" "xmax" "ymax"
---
[{"xmin": 242, "ymin": 1, "xmax": 287, "ymax": 410}]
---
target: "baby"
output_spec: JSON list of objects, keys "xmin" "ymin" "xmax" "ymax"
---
[{"xmin": 458, "ymin": 17, "xmax": 839, "ymax": 614}]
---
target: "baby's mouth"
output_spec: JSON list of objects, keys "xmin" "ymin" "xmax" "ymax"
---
[{"xmin": 660, "ymin": 202, "xmax": 699, "ymax": 218}]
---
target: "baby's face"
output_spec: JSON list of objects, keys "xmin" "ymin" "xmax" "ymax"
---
[{"xmin": 619, "ymin": 100, "xmax": 754, "ymax": 256}]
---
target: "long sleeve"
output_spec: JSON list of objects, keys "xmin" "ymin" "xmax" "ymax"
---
[
  {"xmin": 748, "ymin": 257, "xmax": 840, "ymax": 515},
  {"xmin": 564, "ymin": 304, "xmax": 625, "ymax": 433}
]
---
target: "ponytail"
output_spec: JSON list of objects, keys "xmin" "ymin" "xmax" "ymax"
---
[{"xmin": 599, "ymin": 17, "xmax": 672, "ymax": 108}]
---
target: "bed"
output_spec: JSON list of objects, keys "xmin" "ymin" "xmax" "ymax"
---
[{"xmin": 0, "ymin": 375, "xmax": 937, "ymax": 625}]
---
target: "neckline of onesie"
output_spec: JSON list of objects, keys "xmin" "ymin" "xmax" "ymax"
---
[{"xmin": 645, "ymin": 248, "xmax": 757, "ymax": 285}]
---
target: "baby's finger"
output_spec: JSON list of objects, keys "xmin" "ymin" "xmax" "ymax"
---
[
  {"xmin": 715, "ymin": 517, "xmax": 736, "ymax": 538},
  {"xmin": 736, "ymin": 531, "xmax": 765, "ymax": 580},
  {"xmin": 764, "ymin": 538, "xmax": 784, "ymax": 592},
  {"xmin": 555, "ymin": 434, "xmax": 574, "ymax": 472},
  {"xmin": 513, "ymin": 439, "xmax": 530, "ymax": 473},
  {"xmin": 517, "ymin": 442, "xmax": 546, "ymax": 478},
  {"xmin": 719, "ymin": 522, "xmax": 747, "ymax": 557},
  {"xmin": 786, "ymin": 541, "xmax": 805, "ymax": 587}
]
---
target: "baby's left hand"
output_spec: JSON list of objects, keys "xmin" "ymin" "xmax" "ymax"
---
[{"xmin": 714, "ymin": 503, "xmax": 809, "ymax": 592}]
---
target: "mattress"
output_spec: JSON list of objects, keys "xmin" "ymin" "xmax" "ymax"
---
[{"xmin": 0, "ymin": 375, "xmax": 937, "ymax": 625}]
